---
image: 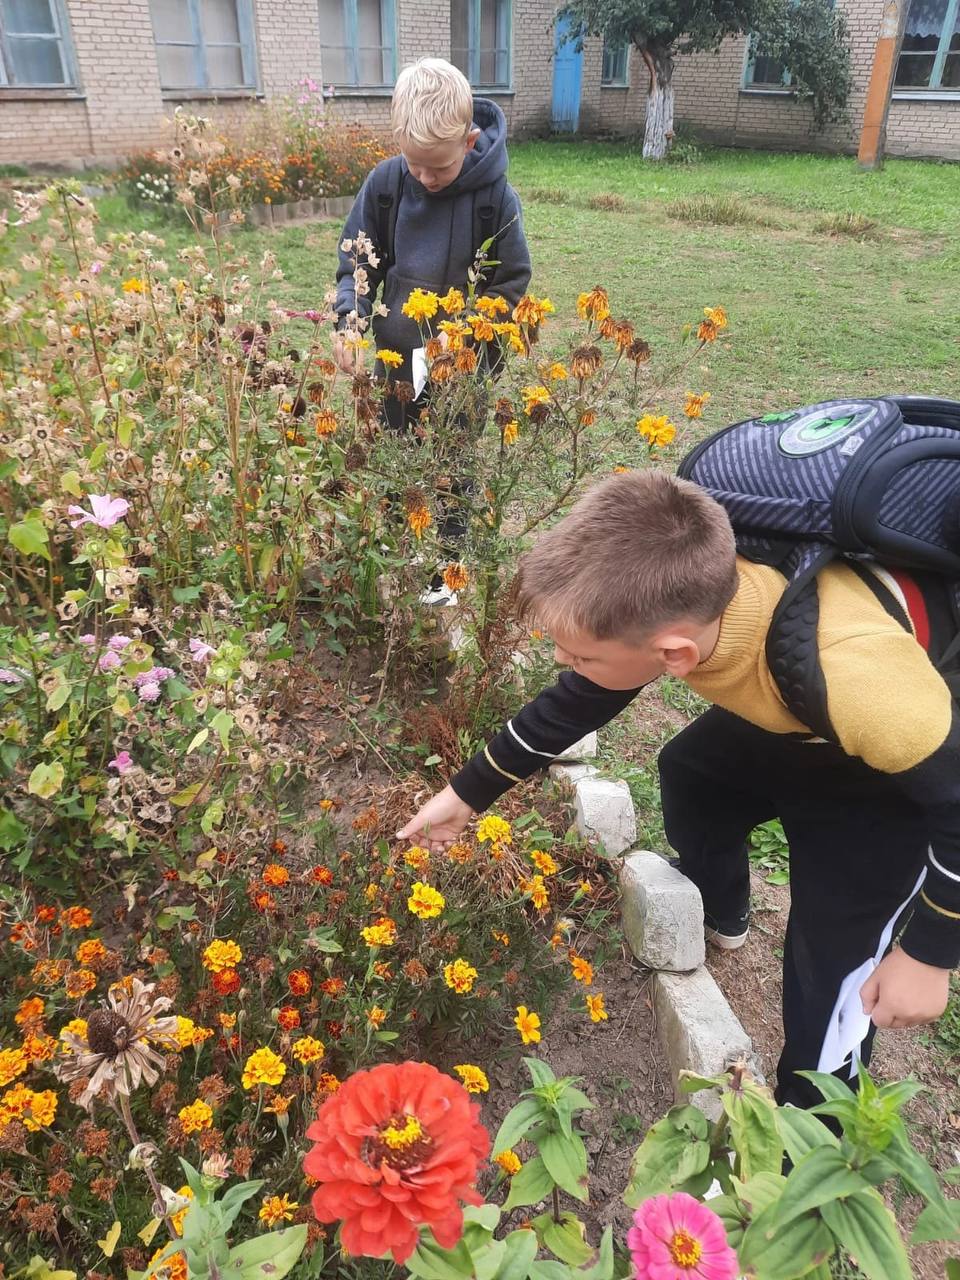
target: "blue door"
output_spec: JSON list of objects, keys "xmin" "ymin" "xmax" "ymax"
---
[{"xmin": 551, "ymin": 16, "xmax": 582, "ymax": 133}]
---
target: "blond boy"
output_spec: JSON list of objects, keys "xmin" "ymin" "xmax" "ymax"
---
[{"xmin": 398, "ymin": 470, "xmax": 956, "ymax": 1108}]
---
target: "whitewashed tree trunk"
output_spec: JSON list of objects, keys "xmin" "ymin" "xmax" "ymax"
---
[{"xmin": 642, "ymin": 51, "xmax": 675, "ymax": 160}]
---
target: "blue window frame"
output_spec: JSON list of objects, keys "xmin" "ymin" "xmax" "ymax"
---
[
  {"xmin": 601, "ymin": 42, "xmax": 629, "ymax": 86},
  {"xmin": 319, "ymin": 0, "xmax": 396, "ymax": 88},
  {"xmin": 0, "ymin": 0, "xmax": 75, "ymax": 87},
  {"xmin": 451, "ymin": 0, "xmax": 511, "ymax": 89},
  {"xmin": 895, "ymin": 0, "xmax": 960, "ymax": 89},
  {"xmin": 149, "ymin": 0, "xmax": 258, "ymax": 92}
]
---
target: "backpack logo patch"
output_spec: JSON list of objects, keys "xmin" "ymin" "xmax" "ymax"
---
[{"xmin": 777, "ymin": 403, "xmax": 874, "ymax": 457}]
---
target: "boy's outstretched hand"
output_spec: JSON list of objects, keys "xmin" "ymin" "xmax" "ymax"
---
[
  {"xmin": 396, "ymin": 785, "xmax": 475, "ymax": 853},
  {"xmin": 860, "ymin": 948, "xmax": 951, "ymax": 1029}
]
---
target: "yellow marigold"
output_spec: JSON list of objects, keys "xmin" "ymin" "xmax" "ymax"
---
[
  {"xmin": 514, "ymin": 1005, "xmax": 541, "ymax": 1045},
  {"xmin": 262, "ymin": 863, "xmax": 289, "ymax": 887},
  {"xmin": 545, "ymin": 361, "xmax": 568, "ymax": 381},
  {"xmin": 520, "ymin": 874, "xmax": 549, "ymax": 911},
  {"xmin": 443, "ymin": 958, "xmax": 479, "ymax": 994},
  {"xmin": 475, "ymin": 294, "xmax": 509, "ymax": 317},
  {"xmin": 401, "ymin": 288, "xmax": 440, "ymax": 323},
  {"xmin": 265, "ymin": 1091, "xmax": 294, "ymax": 1116},
  {"xmin": 173, "ymin": 1016, "xmax": 214, "ymax": 1050},
  {"xmin": 446, "ymin": 841, "xmax": 473, "ymax": 864},
  {"xmin": 407, "ymin": 882, "xmax": 445, "ymax": 919},
  {"xmin": 22, "ymin": 1087, "xmax": 58, "ymax": 1131},
  {"xmin": 122, "ymin": 277, "xmax": 146, "ymax": 294},
  {"xmin": 476, "ymin": 815, "xmax": 512, "ymax": 846},
  {"xmin": 403, "ymin": 845, "xmax": 431, "ymax": 871},
  {"xmin": 315, "ymin": 409, "xmax": 338, "ymax": 437},
  {"xmin": 377, "ymin": 348, "xmax": 404, "ymax": 367},
  {"xmin": 439, "ymin": 287, "xmax": 466, "ymax": 314},
  {"xmin": 636, "ymin": 414, "xmax": 677, "ymax": 448},
  {"xmin": 64, "ymin": 968, "xmax": 97, "ymax": 999},
  {"xmin": 513, "ymin": 294, "xmax": 555, "ymax": 326},
  {"xmin": 178, "ymin": 1099, "xmax": 214, "ymax": 1134},
  {"xmin": 367, "ymin": 1005, "xmax": 387, "ymax": 1028},
  {"xmin": 453, "ymin": 1064, "xmax": 489, "ymax": 1094},
  {"xmin": 530, "ymin": 849, "xmax": 559, "ymax": 876},
  {"xmin": 703, "ymin": 305, "xmax": 728, "ymax": 330},
  {"xmin": 170, "ymin": 1185, "xmax": 194, "ymax": 1236},
  {"xmin": 570, "ymin": 953, "xmax": 594, "ymax": 986},
  {"xmin": 15, "ymin": 997, "xmax": 45, "ymax": 1028},
  {"xmin": 494, "ymin": 320, "xmax": 525, "ymax": 353},
  {"xmin": 75, "ymin": 938, "xmax": 108, "ymax": 968},
  {"xmin": 407, "ymin": 505, "xmax": 432, "ymax": 540},
  {"xmin": 684, "ymin": 391, "xmax": 711, "ymax": 419},
  {"xmin": 496, "ymin": 1149, "xmax": 522, "ymax": 1175},
  {"xmin": 586, "ymin": 993, "xmax": 608, "ymax": 1023},
  {"xmin": 58, "ymin": 1018, "xmax": 88, "ymax": 1052},
  {"xmin": 0, "ymin": 1048, "xmax": 28, "ymax": 1088},
  {"xmin": 259, "ymin": 1193, "xmax": 299, "ymax": 1226},
  {"xmin": 502, "ymin": 419, "xmax": 519, "ymax": 446},
  {"xmin": 361, "ymin": 917, "xmax": 398, "ymax": 947},
  {"xmin": 241, "ymin": 1046, "xmax": 286, "ymax": 1090},
  {"xmin": 442, "ymin": 562, "xmax": 469, "ymax": 592},
  {"xmin": 291, "ymin": 1035, "xmax": 325, "ymax": 1065},
  {"xmin": 202, "ymin": 939, "xmax": 243, "ymax": 973},
  {"xmin": 149, "ymin": 1247, "xmax": 187, "ymax": 1280},
  {"xmin": 60, "ymin": 906, "xmax": 92, "ymax": 929},
  {"xmin": 438, "ymin": 318, "xmax": 470, "ymax": 346},
  {"xmin": 521, "ymin": 385, "xmax": 551, "ymax": 415},
  {"xmin": 576, "ymin": 286, "xmax": 609, "ymax": 322},
  {"xmin": 316, "ymin": 1072, "xmax": 340, "ymax": 1093},
  {"xmin": 469, "ymin": 314, "xmax": 496, "ymax": 342},
  {"xmin": 22, "ymin": 1032, "xmax": 57, "ymax": 1063},
  {"xmin": 492, "ymin": 929, "xmax": 510, "ymax": 945},
  {"xmin": 373, "ymin": 961, "xmax": 393, "ymax": 980}
]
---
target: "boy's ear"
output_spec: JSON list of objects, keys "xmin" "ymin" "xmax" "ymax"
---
[
  {"xmin": 658, "ymin": 635, "xmax": 701, "ymax": 678},
  {"xmin": 465, "ymin": 128, "xmax": 481, "ymax": 151}
]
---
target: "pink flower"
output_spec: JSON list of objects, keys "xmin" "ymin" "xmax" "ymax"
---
[
  {"xmin": 627, "ymin": 1194, "xmax": 738, "ymax": 1280},
  {"xmin": 108, "ymin": 751, "xmax": 133, "ymax": 774},
  {"xmin": 98, "ymin": 651, "xmax": 121, "ymax": 673},
  {"xmin": 134, "ymin": 666, "xmax": 173, "ymax": 687},
  {"xmin": 137, "ymin": 682, "xmax": 161, "ymax": 703},
  {"xmin": 78, "ymin": 634, "xmax": 97, "ymax": 646},
  {"xmin": 67, "ymin": 494, "xmax": 130, "ymax": 529},
  {"xmin": 89, "ymin": 261, "xmax": 103, "ymax": 275},
  {"xmin": 189, "ymin": 637, "xmax": 216, "ymax": 663},
  {"xmin": 107, "ymin": 635, "xmax": 132, "ymax": 652},
  {"xmin": 0, "ymin": 668, "xmax": 22, "ymax": 684}
]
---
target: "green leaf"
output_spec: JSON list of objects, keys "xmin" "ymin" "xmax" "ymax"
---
[
  {"xmin": 623, "ymin": 1107, "xmax": 710, "ymax": 1207},
  {"xmin": 724, "ymin": 1082, "xmax": 783, "ymax": 1180},
  {"xmin": 463, "ymin": 1205, "xmax": 500, "ymax": 1233},
  {"xmin": 524, "ymin": 1058, "xmax": 557, "ymax": 1090},
  {"xmin": 45, "ymin": 677, "xmax": 71, "ymax": 713},
  {"xmin": 539, "ymin": 1129, "xmax": 588, "ymax": 1202},
  {"xmin": 423, "ymin": 754, "xmax": 442, "ymax": 767},
  {"xmin": 88, "ymin": 441, "xmax": 108, "ymax": 468},
  {"xmin": 679, "ymin": 1070, "xmax": 731, "ymax": 1094},
  {"xmin": 503, "ymin": 1155, "xmax": 554, "ymax": 1212},
  {"xmin": 186, "ymin": 727, "xmax": 209, "ymax": 754},
  {"xmin": 60, "ymin": 470, "xmax": 83, "ymax": 497},
  {"xmin": 170, "ymin": 782, "xmax": 203, "ymax": 807},
  {"xmin": 739, "ymin": 1206, "xmax": 835, "ymax": 1280},
  {"xmin": 820, "ymin": 1189, "xmax": 911, "ymax": 1280},
  {"xmin": 911, "ymin": 1198, "xmax": 960, "ymax": 1245},
  {"xmin": 225, "ymin": 1225, "xmax": 307, "ymax": 1279},
  {"xmin": 946, "ymin": 1259, "xmax": 960, "ymax": 1280},
  {"xmin": 776, "ymin": 1105, "xmax": 840, "ymax": 1165},
  {"xmin": 171, "ymin": 585, "xmax": 203, "ymax": 602},
  {"xmin": 28, "ymin": 761, "xmax": 65, "ymax": 799},
  {"xmin": 471, "ymin": 1238, "xmax": 508, "ymax": 1280},
  {"xmin": 493, "ymin": 1228, "xmax": 538, "ymax": 1280},
  {"xmin": 210, "ymin": 710, "xmax": 234, "ymax": 751},
  {"xmin": 528, "ymin": 1264, "xmax": 572, "ymax": 1280},
  {"xmin": 200, "ymin": 797, "xmax": 224, "ymax": 835},
  {"xmin": 408, "ymin": 1233, "xmax": 475, "ymax": 1280},
  {"xmin": 534, "ymin": 1212, "xmax": 593, "ymax": 1265},
  {"xmin": 0, "ymin": 806, "xmax": 27, "ymax": 851},
  {"xmin": 773, "ymin": 1147, "xmax": 869, "ymax": 1224},
  {"xmin": 117, "ymin": 416, "xmax": 134, "ymax": 448},
  {"xmin": 578, "ymin": 1226, "xmax": 614, "ymax": 1280},
  {"xmin": 9, "ymin": 515, "xmax": 51, "ymax": 561},
  {"xmin": 732, "ymin": 1170, "xmax": 787, "ymax": 1218},
  {"xmin": 493, "ymin": 1096, "xmax": 544, "ymax": 1157}
]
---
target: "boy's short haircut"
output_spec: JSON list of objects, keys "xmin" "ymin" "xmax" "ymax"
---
[
  {"xmin": 516, "ymin": 471, "xmax": 739, "ymax": 641},
  {"xmin": 391, "ymin": 58, "xmax": 474, "ymax": 146}
]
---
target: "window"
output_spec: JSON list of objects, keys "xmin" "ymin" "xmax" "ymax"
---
[
  {"xmin": 601, "ymin": 42, "xmax": 629, "ymax": 86},
  {"xmin": 895, "ymin": 0, "xmax": 960, "ymax": 90},
  {"xmin": 318, "ymin": 0, "xmax": 395, "ymax": 87},
  {"xmin": 149, "ymin": 0, "xmax": 258, "ymax": 93},
  {"xmin": 743, "ymin": 45, "xmax": 791, "ymax": 88},
  {"xmin": 451, "ymin": 0, "xmax": 510, "ymax": 89},
  {"xmin": 0, "ymin": 0, "xmax": 74, "ymax": 87}
]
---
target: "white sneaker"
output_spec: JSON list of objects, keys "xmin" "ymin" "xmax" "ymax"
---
[{"xmin": 419, "ymin": 586, "xmax": 458, "ymax": 607}]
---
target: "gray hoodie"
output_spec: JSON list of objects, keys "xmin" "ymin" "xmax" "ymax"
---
[{"xmin": 335, "ymin": 98, "xmax": 531, "ymax": 379}]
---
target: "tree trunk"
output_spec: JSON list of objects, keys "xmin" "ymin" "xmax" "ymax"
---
[{"xmin": 641, "ymin": 48, "xmax": 675, "ymax": 161}]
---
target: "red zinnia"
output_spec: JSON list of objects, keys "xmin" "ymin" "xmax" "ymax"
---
[{"xmin": 304, "ymin": 1061, "xmax": 489, "ymax": 1263}]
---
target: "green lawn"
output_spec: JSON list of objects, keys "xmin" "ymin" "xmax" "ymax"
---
[{"xmin": 79, "ymin": 141, "xmax": 960, "ymax": 429}]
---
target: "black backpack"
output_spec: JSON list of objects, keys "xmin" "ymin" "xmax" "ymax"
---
[{"xmin": 678, "ymin": 396, "xmax": 960, "ymax": 741}]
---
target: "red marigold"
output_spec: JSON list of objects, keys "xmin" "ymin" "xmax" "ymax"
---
[
  {"xmin": 212, "ymin": 969, "xmax": 241, "ymax": 996},
  {"xmin": 304, "ymin": 1061, "xmax": 489, "ymax": 1263},
  {"xmin": 288, "ymin": 969, "xmax": 312, "ymax": 996}
]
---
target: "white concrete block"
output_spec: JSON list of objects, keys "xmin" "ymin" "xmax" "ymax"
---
[
  {"xmin": 553, "ymin": 732, "xmax": 598, "ymax": 762},
  {"xmin": 548, "ymin": 761, "xmax": 600, "ymax": 786},
  {"xmin": 573, "ymin": 776, "xmax": 636, "ymax": 856},
  {"xmin": 620, "ymin": 851, "xmax": 705, "ymax": 973}
]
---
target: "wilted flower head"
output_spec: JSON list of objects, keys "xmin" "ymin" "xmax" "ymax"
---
[{"xmin": 54, "ymin": 977, "xmax": 178, "ymax": 1109}]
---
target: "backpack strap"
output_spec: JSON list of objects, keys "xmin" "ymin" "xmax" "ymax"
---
[
  {"xmin": 374, "ymin": 158, "xmax": 405, "ymax": 272},
  {"xmin": 765, "ymin": 547, "xmax": 839, "ymax": 741},
  {"xmin": 472, "ymin": 174, "xmax": 508, "ymax": 293}
]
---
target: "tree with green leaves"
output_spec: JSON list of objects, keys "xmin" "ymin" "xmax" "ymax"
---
[{"xmin": 556, "ymin": 0, "xmax": 852, "ymax": 160}]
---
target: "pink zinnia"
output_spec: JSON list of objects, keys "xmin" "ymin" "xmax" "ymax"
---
[
  {"xmin": 67, "ymin": 494, "xmax": 130, "ymax": 529},
  {"xmin": 627, "ymin": 1194, "xmax": 738, "ymax": 1280}
]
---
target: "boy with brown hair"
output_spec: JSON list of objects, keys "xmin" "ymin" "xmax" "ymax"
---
[{"xmin": 398, "ymin": 469, "xmax": 957, "ymax": 1108}]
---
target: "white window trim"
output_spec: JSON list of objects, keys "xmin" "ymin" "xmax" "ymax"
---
[
  {"xmin": 601, "ymin": 41, "xmax": 630, "ymax": 87},
  {"xmin": 319, "ymin": 0, "xmax": 397, "ymax": 90},
  {"xmin": 0, "ymin": 0, "xmax": 77, "ymax": 90},
  {"xmin": 895, "ymin": 0, "xmax": 960, "ymax": 92},
  {"xmin": 740, "ymin": 36, "xmax": 793, "ymax": 90},
  {"xmin": 151, "ymin": 0, "xmax": 260, "ymax": 95}
]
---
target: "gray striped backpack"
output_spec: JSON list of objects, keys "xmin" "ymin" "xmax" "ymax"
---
[{"xmin": 678, "ymin": 396, "xmax": 960, "ymax": 741}]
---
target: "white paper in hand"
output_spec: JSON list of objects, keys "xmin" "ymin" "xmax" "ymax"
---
[{"xmin": 412, "ymin": 347, "xmax": 428, "ymax": 400}]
